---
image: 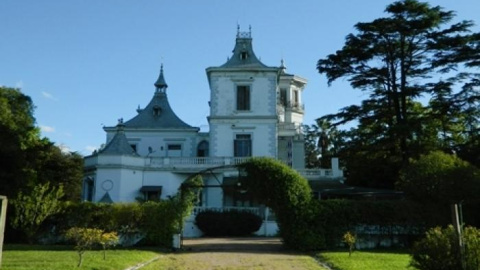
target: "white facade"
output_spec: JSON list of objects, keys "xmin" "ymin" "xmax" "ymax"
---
[{"xmin": 83, "ymin": 28, "xmax": 343, "ymax": 237}]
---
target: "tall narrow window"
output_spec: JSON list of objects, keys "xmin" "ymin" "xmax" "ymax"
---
[
  {"xmin": 280, "ymin": 88, "xmax": 287, "ymax": 106},
  {"xmin": 234, "ymin": 134, "xmax": 252, "ymax": 157},
  {"xmin": 236, "ymin": 86, "xmax": 250, "ymax": 111},
  {"xmin": 293, "ymin": 90, "xmax": 299, "ymax": 105},
  {"xmin": 85, "ymin": 178, "xmax": 94, "ymax": 202}
]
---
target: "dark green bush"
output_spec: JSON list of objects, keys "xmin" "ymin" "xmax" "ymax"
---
[
  {"xmin": 240, "ymin": 158, "xmax": 320, "ymax": 250},
  {"xmin": 195, "ymin": 209, "xmax": 262, "ymax": 236},
  {"xmin": 239, "ymin": 158, "xmax": 447, "ymax": 250},
  {"xmin": 43, "ymin": 175, "xmax": 202, "ymax": 247},
  {"xmin": 411, "ymin": 225, "xmax": 480, "ymax": 270}
]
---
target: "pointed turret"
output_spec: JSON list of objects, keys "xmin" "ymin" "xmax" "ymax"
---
[
  {"xmin": 154, "ymin": 64, "xmax": 168, "ymax": 92},
  {"xmin": 119, "ymin": 65, "xmax": 198, "ymax": 130}
]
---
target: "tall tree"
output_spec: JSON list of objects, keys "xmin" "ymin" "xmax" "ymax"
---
[
  {"xmin": 317, "ymin": 0, "xmax": 480, "ymax": 166},
  {"xmin": 317, "ymin": 0, "xmax": 480, "ymax": 187},
  {"xmin": 0, "ymin": 86, "xmax": 83, "ymax": 200},
  {"xmin": 0, "ymin": 87, "xmax": 39, "ymax": 197},
  {"xmin": 303, "ymin": 119, "xmax": 339, "ymax": 168}
]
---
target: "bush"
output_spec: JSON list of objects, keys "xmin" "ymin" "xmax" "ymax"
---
[
  {"xmin": 11, "ymin": 182, "xmax": 64, "ymax": 243},
  {"xmin": 411, "ymin": 225, "xmax": 480, "ymax": 270},
  {"xmin": 398, "ymin": 151, "xmax": 480, "ymax": 203},
  {"xmin": 40, "ymin": 176, "xmax": 202, "ymax": 247},
  {"xmin": 195, "ymin": 209, "xmax": 262, "ymax": 236},
  {"xmin": 240, "ymin": 158, "xmax": 320, "ymax": 250},
  {"xmin": 64, "ymin": 227, "xmax": 119, "ymax": 267}
]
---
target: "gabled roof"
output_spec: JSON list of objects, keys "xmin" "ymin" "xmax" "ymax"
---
[
  {"xmin": 122, "ymin": 66, "xmax": 199, "ymax": 131},
  {"xmin": 99, "ymin": 123, "xmax": 138, "ymax": 156}
]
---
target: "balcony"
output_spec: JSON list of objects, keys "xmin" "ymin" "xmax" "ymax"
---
[
  {"xmin": 278, "ymin": 123, "xmax": 302, "ymax": 136},
  {"xmin": 146, "ymin": 157, "xmax": 250, "ymax": 169},
  {"xmin": 286, "ymin": 101, "xmax": 304, "ymax": 113},
  {"xmin": 85, "ymin": 155, "xmax": 342, "ymax": 180}
]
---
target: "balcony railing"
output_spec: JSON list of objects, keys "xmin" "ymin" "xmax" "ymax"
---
[
  {"xmin": 85, "ymin": 155, "xmax": 341, "ymax": 180},
  {"xmin": 146, "ymin": 156, "xmax": 251, "ymax": 168}
]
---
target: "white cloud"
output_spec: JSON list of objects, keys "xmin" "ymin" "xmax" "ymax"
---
[
  {"xmin": 40, "ymin": 125, "xmax": 55, "ymax": 133},
  {"xmin": 41, "ymin": 91, "xmax": 58, "ymax": 101}
]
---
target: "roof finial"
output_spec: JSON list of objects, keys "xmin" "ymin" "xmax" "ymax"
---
[
  {"xmin": 237, "ymin": 24, "xmax": 240, "ymax": 37},
  {"xmin": 249, "ymin": 25, "xmax": 252, "ymax": 35},
  {"xmin": 280, "ymin": 58, "xmax": 287, "ymax": 73}
]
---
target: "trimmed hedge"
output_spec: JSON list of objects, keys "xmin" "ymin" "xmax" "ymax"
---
[
  {"xmin": 315, "ymin": 200, "xmax": 451, "ymax": 248},
  {"xmin": 239, "ymin": 157, "xmax": 457, "ymax": 251},
  {"xmin": 240, "ymin": 158, "xmax": 322, "ymax": 250},
  {"xmin": 43, "ymin": 175, "xmax": 203, "ymax": 247},
  {"xmin": 195, "ymin": 209, "xmax": 262, "ymax": 236}
]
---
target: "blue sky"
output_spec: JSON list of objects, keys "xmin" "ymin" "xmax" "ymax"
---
[{"xmin": 1, "ymin": 0, "xmax": 478, "ymax": 155}]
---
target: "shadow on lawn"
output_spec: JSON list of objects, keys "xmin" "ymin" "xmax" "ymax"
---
[{"xmin": 180, "ymin": 237, "xmax": 303, "ymax": 255}]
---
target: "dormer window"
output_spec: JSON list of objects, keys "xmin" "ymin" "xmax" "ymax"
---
[
  {"xmin": 240, "ymin": 51, "xmax": 248, "ymax": 60},
  {"xmin": 153, "ymin": 106, "xmax": 161, "ymax": 117}
]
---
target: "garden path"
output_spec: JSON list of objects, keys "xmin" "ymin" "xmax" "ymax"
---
[{"xmin": 134, "ymin": 237, "xmax": 332, "ymax": 270}]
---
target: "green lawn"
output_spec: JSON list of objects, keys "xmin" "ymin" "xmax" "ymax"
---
[
  {"xmin": 1, "ymin": 245, "xmax": 160, "ymax": 270},
  {"xmin": 318, "ymin": 249, "xmax": 415, "ymax": 270},
  {"xmin": 1, "ymin": 245, "xmax": 416, "ymax": 270}
]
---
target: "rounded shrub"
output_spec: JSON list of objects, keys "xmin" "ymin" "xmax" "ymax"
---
[{"xmin": 411, "ymin": 225, "xmax": 480, "ymax": 270}]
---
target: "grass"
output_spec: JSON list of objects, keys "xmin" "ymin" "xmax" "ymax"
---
[
  {"xmin": 318, "ymin": 249, "xmax": 415, "ymax": 270},
  {"xmin": 1, "ymin": 245, "xmax": 416, "ymax": 270},
  {"xmin": 1, "ymin": 245, "xmax": 161, "ymax": 270}
]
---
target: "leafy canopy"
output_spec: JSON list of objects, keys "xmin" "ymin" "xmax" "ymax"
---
[{"xmin": 316, "ymin": 0, "xmax": 480, "ymax": 188}]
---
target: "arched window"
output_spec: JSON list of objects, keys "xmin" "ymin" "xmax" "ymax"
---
[{"xmin": 197, "ymin": 141, "xmax": 209, "ymax": 157}]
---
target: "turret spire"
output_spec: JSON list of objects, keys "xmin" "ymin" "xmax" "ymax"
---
[{"xmin": 154, "ymin": 64, "xmax": 168, "ymax": 92}]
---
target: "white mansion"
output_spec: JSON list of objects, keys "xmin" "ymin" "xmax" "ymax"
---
[{"xmin": 83, "ymin": 28, "xmax": 343, "ymax": 237}]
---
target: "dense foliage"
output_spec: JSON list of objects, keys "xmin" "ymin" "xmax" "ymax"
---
[
  {"xmin": 244, "ymin": 156, "xmax": 480, "ymax": 251},
  {"xmin": 195, "ymin": 209, "xmax": 262, "ymax": 236},
  {"xmin": 45, "ymin": 175, "xmax": 202, "ymax": 247},
  {"xmin": 11, "ymin": 182, "xmax": 64, "ymax": 243},
  {"xmin": 0, "ymin": 87, "xmax": 84, "ymax": 200},
  {"xmin": 1, "ymin": 86, "xmax": 84, "ymax": 242},
  {"xmin": 313, "ymin": 0, "xmax": 480, "ymax": 188},
  {"xmin": 398, "ymin": 151, "xmax": 480, "ymax": 203},
  {"xmin": 239, "ymin": 158, "xmax": 322, "ymax": 250},
  {"xmin": 239, "ymin": 158, "xmax": 454, "ymax": 250},
  {"xmin": 411, "ymin": 226, "xmax": 480, "ymax": 270}
]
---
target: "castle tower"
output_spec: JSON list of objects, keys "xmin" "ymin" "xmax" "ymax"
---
[{"xmin": 206, "ymin": 27, "xmax": 280, "ymax": 158}]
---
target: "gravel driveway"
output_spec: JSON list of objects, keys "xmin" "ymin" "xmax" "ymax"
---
[{"xmin": 139, "ymin": 238, "xmax": 330, "ymax": 270}]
